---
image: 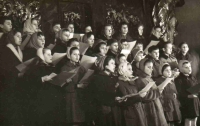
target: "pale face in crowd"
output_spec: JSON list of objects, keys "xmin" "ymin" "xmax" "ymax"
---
[
  {"xmin": 53, "ymin": 24, "xmax": 61, "ymax": 34},
  {"xmin": 13, "ymin": 32, "xmax": 22, "ymax": 46},
  {"xmin": 31, "ymin": 19, "xmax": 39, "ymax": 32},
  {"xmin": 126, "ymin": 64, "xmax": 133, "ymax": 77},
  {"xmin": 134, "ymin": 44, "xmax": 143, "ymax": 51},
  {"xmin": 135, "ymin": 52, "xmax": 144, "ymax": 62},
  {"xmin": 121, "ymin": 24, "xmax": 128, "ymax": 35},
  {"xmin": 44, "ymin": 50, "xmax": 53, "ymax": 64},
  {"xmin": 37, "ymin": 35, "xmax": 45, "ymax": 48},
  {"xmin": 182, "ymin": 63, "xmax": 192, "ymax": 75},
  {"xmin": 62, "ymin": 31, "xmax": 70, "ymax": 42},
  {"xmin": 85, "ymin": 26, "xmax": 92, "ymax": 33},
  {"xmin": 105, "ymin": 59, "xmax": 116, "ymax": 73},
  {"xmin": 150, "ymin": 49, "xmax": 159, "ymax": 60},
  {"xmin": 0, "ymin": 20, "xmax": 12, "ymax": 32},
  {"xmin": 144, "ymin": 62, "xmax": 153, "ymax": 76},
  {"xmin": 99, "ymin": 44, "xmax": 107, "ymax": 56},
  {"xmin": 110, "ymin": 42, "xmax": 118, "ymax": 53},
  {"xmin": 70, "ymin": 41, "xmax": 80, "ymax": 49},
  {"xmin": 70, "ymin": 49, "xmax": 80, "ymax": 63},
  {"xmin": 121, "ymin": 42, "xmax": 129, "ymax": 49},
  {"xmin": 163, "ymin": 43, "xmax": 172, "ymax": 55},
  {"xmin": 181, "ymin": 44, "xmax": 189, "ymax": 55},
  {"xmin": 162, "ymin": 66, "xmax": 172, "ymax": 78},
  {"xmin": 87, "ymin": 35, "xmax": 94, "ymax": 47},
  {"xmin": 138, "ymin": 25, "xmax": 144, "ymax": 36},
  {"xmin": 154, "ymin": 27, "xmax": 162, "ymax": 39},
  {"xmin": 119, "ymin": 56, "xmax": 127, "ymax": 64},
  {"xmin": 67, "ymin": 24, "xmax": 74, "ymax": 33},
  {"xmin": 104, "ymin": 26, "xmax": 113, "ymax": 37}
]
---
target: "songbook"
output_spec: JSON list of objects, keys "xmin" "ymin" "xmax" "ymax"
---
[
  {"xmin": 79, "ymin": 69, "xmax": 94, "ymax": 84},
  {"xmin": 187, "ymin": 84, "xmax": 200, "ymax": 94},
  {"xmin": 16, "ymin": 57, "xmax": 38, "ymax": 73},
  {"xmin": 49, "ymin": 71, "xmax": 77, "ymax": 87},
  {"xmin": 120, "ymin": 49, "xmax": 131, "ymax": 57},
  {"xmin": 80, "ymin": 55, "xmax": 97, "ymax": 69},
  {"xmin": 47, "ymin": 43, "xmax": 56, "ymax": 50},
  {"xmin": 79, "ymin": 42, "xmax": 90, "ymax": 55},
  {"xmin": 52, "ymin": 53, "xmax": 66, "ymax": 65},
  {"xmin": 69, "ymin": 33, "xmax": 74, "ymax": 39},
  {"xmin": 144, "ymin": 40, "xmax": 159, "ymax": 54},
  {"xmin": 73, "ymin": 33, "xmax": 85, "ymax": 42},
  {"xmin": 48, "ymin": 73, "xmax": 57, "ymax": 79},
  {"xmin": 127, "ymin": 41, "xmax": 137, "ymax": 51}
]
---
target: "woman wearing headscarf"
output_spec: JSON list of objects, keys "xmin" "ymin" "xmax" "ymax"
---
[
  {"xmin": 135, "ymin": 58, "xmax": 168, "ymax": 126},
  {"xmin": 51, "ymin": 28, "xmax": 70, "ymax": 54},
  {"xmin": 59, "ymin": 47, "xmax": 87, "ymax": 125},
  {"xmin": 24, "ymin": 48, "xmax": 64, "ymax": 125},
  {"xmin": 117, "ymin": 62, "xmax": 147, "ymax": 126},
  {"xmin": 91, "ymin": 56, "xmax": 122, "ymax": 126},
  {"xmin": 23, "ymin": 32, "xmax": 45, "ymax": 61},
  {"xmin": 21, "ymin": 18, "xmax": 40, "ymax": 50},
  {"xmin": 0, "ymin": 30, "xmax": 24, "ymax": 125}
]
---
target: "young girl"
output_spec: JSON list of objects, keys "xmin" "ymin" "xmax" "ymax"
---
[
  {"xmin": 0, "ymin": 30, "xmax": 23, "ymax": 125},
  {"xmin": 117, "ymin": 62, "xmax": 147, "ymax": 126},
  {"xmin": 84, "ymin": 32, "xmax": 95, "ymax": 56},
  {"xmin": 176, "ymin": 42, "xmax": 191, "ymax": 61},
  {"xmin": 60, "ymin": 47, "xmax": 87, "ymax": 126},
  {"xmin": 135, "ymin": 58, "xmax": 168, "ymax": 126},
  {"xmin": 175, "ymin": 60, "xmax": 200, "ymax": 126},
  {"xmin": 23, "ymin": 32, "xmax": 45, "ymax": 60},
  {"xmin": 92, "ymin": 56, "xmax": 121, "ymax": 126},
  {"xmin": 93, "ymin": 40, "xmax": 107, "ymax": 60},
  {"xmin": 155, "ymin": 63, "xmax": 181, "ymax": 126}
]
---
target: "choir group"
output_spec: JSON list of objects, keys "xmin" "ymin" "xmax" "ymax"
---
[{"xmin": 0, "ymin": 15, "xmax": 199, "ymax": 126}]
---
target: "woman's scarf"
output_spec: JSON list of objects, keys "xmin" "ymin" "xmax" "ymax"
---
[{"xmin": 23, "ymin": 18, "xmax": 38, "ymax": 34}]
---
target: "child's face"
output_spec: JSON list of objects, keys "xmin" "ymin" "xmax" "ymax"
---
[
  {"xmin": 150, "ymin": 49, "xmax": 159, "ymax": 60},
  {"xmin": 144, "ymin": 62, "xmax": 153, "ymax": 76},
  {"xmin": 53, "ymin": 24, "xmax": 61, "ymax": 34},
  {"xmin": 126, "ymin": 64, "xmax": 133, "ymax": 77},
  {"xmin": 121, "ymin": 42, "xmax": 128, "ymax": 49},
  {"xmin": 70, "ymin": 49, "xmax": 80, "ymax": 63},
  {"xmin": 99, "ymin": 44, "xmax": 107, "ymax": 56},
  {"xmin": 31, "ymin": 20, "xmax": 38, "ymax": 31},
  {"xmin": 119, "ymin": 56, "xmax": 127, "ymax": 63},
  {"xmin": 87, "ymin": 35, "xmax": 94, "ymax": 47},
  {"xmin": 1, "ymin": 20, "xmax": 12, "ymax": 32},
  {"xmin": 121, "ymin": 25, "xmax": 128, "ymax": 35},
  {"xmin": 13, "ymin": 32, "xmax": 22, "ymax": 46},
  {"xmin": 163, "ymin": 66, "xmax": 172, "ymax": 78},
  {"xmin": 164, "ymin": 43, "xmax": 172, "ymax": 55},
  {"xmin": 37, "ymin": 35, "xmax": 45, "ymax": 48},
  {"xmin": 44, "ymin": 50, "xmax": 53, "ymax": 64},
  {"xmin": 138, "ymin": 25, "xmax": 144, "ymax": 36},
  {"xmin": 181, "ymin": 44, "xmax": 189, "ymax": 54},
  {"xmin": 135, "ymin": 44, "xmax": 143, "ymax": 51},
  {"xmin": 154, "ymin": 28, "xmax": 162, "ymax": 39},
  {"xmin": 105, "ymin": 59, "xmax": 116, "ymax": 73},
  {"xmin": 110, "ymin": 42, "xmax": 118, "ymax": 53},
  {"xmin": 182, "ymin": 63, "xmax": 192, "ymax": 75},
  {"xmin": 67, "ymin": 24, "xmax": 74, "ymax": 33},
  {"xmin": 135, "ymin": 52, "xmax": 143, "ymax": 62},
  {"xmin": 62, "ymin": 31, "xmax": 70, "ymax": 42}
]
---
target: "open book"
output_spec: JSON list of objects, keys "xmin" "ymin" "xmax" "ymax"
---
[
  {"xmin": 79, "ymin": 42, "xmax": 90, "ymax": 55},
  {"xmin": 80, "ymin": 55, "xmax": 97, "ymax": 69},
  {"xmin": 16, "ymin": 57, "xmax": 38, "ymax": 73},
  {"xmin": 52, "ymin": 53, "xmax": 67, "ymax": 65},
  {"xmin": 144, "ymin": 40, "xmax": 159, "ymax": 54}
]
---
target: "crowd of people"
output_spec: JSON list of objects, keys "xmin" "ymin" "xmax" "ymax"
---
[{"xmin": 0, "ymin": 15, "xmax": 199, "ymax": 126}]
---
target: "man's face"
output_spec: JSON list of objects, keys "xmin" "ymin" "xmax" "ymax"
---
[
  {"xmin": 0, "ymin": 20, "xmax": 12, "ymax": 32},
  {"xmin": 154, "ymin": 28, "xmax": 162, "ymax": 39}
]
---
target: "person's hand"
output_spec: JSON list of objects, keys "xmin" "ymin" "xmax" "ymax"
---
[
  {"xmin": 77, "ymin": 83, "xmax": 87, "ymax": 88},
  {"xmin": 188, "ymin": 94, "xmax": 198, "ymax": 98},
  {"xmin": 66, "ymin": 78, "xmax": 72, "ymax": 83},
  {"xmin": 42, "ymin": 75, "xmax": 52, "ymax": 82},
  {"xmin": 139, "ymin": 91, "xmax": 147, "ymax": 98},
  {"xmin": 115, "ymin": 97, "xmax": 126, "ymax": 103}
]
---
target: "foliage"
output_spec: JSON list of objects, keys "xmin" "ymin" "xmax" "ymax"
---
[{"xmin": 64, "ymin": 11, "xmax": 81, "ymax": 27}]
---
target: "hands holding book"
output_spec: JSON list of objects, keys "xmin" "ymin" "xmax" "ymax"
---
[{"xmin": 42, "ymin": 73, "xmax": 57, "ymax": 82}]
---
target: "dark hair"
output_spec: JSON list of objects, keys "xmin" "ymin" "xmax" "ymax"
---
[
  {"xmin": 148, "ymin": 45, "xmax": 159, "ymax": 53},
  {"xmin": 52, "ymin": 21, "xmax": 60, "ymax": 27},
  {"xmin": 69, "ymin": 47, "xmax": 79, "ymax": 55},
  {"xmin": 86, "ymin": 32, "xmax": 94, "ymax": 39},
  {"xmin": 37, "ymin": 32, "xmax": 44, "ymax": 37},
  {"xmin": 107, "ymin": 39, "xmax": 118, "ymax": 46},
  {"xmin": 94, "ymin": 41, "xmax": 107, "ymax": 53},
  {"xmin": 182, "ymin": 61, "xmax": 190, "ymax": 67},
  {"xmin": 0, "ymin": 16, "xmax": 12, "ymax": 24},
  {"xmin": 120, "ymin": 22, "xmax": 128, "ymax": 28},
  {"xmin": 120, "ymin": 39, "xmax": 127, "ymax": 44},
  {"xmin": 67, "ymin": 38, "xmax": 79, "ymax": 47},
  {"xmin": 178, "ymin": 41, "xmax": 188, "ymax": 48},
  {"xmin": 102, "ymin": 24, "xmax": 115, "ymax": 35},
  {"xmin": 103, "ymin": 56, "xmax": 115, "ymax": 70},
  {"xmin": 144, "ymin": 59, "xmax": 153, "ymax": 67},
  {"xmin": 161, "ymin": 64, "xmax": 170, "ymax": 74}
]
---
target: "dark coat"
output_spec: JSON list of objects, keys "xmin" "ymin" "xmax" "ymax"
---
[
  {"xmin": 107, "ymin": 49, "xmax": 118, "ymax": 59},
  {"xmin": 146, "ymin": 55, "xmax": 161, "ymax": 79},
  {"xmin": 0, "ymin": 46, "xmax": 23, "ymax": 125},
  {"xmin": 51, "ymin": 39, "xmax": 67, "ymax": 54},
  {"xmin": 23, "ymin": 47, "xmax": 37, "ymax": 61},
  {"xmin": 60, "ymin": 61, "xmax": 87, "ymax": 123},
  {"xmin": 118, "ymin": 79, "xmax": 147, "ymax": 126},
  {"xmin": 135, "ymin": 71, "xmax": 167, "ymax": 126},
  {"xmin": 24, "ymin": 62, "xmax": 64, "ymax": 125},
  {"xmin": 175, "ymin": 73, "xmax": 200, "ymax": 119},
  {"xmin": 98, "ymin": 34, "xmax": 112, "ymax": 41},
  {"xmin": 155, "ymin": 77, "xmax": 181, "ymax": 122},
  {"xmin": 159, "ymin": 53, "xmax": 178, "ymax": 70},
  {"xmin": 113, "ymin": 33, "xmax": 133, "ymax": 42},
  {"xmin": 92, "ymin": 71, "xmax": 121, "ymax": 126},
  {"xmin": 85, "ymin": 47, "xmax": 95, "ymax": 57},
  {"xmin": 176, "ymin": 52, "xmax": 192, "ymax": 62}
]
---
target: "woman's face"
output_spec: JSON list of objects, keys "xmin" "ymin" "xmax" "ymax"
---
[
  {"xmin": 31, "ymin": 19, "xmax": 38, "ymax": 31},
  {"xmin": 104, "ymin": 26, "xmax": 112, "ymax": 37},
  {"xmin": 44, "ymin": 50, "xmax": 53, "ymax": 64},
  {"xmin": 37, "ymin": 35, "xmax": 45, "ymax": 48},
  {"xmin": 181, "ymin": 44, "xmax": 189, "ymax": 54},
  {"xmin": 62, "ymin": 31, "xmax": 70, "ymax": 42},
  {"xmin": 138, "ymin": 25, "xmax": 144, "ymax": 36},
  {"xmin": 99, "ymin": 44, "xmax": 107, "ymax": 56},
  {"xmin": 85, "ymin": 26, "xmax": 92, "ymax": 33},
  {"xmin": 13, "ymin": 32, "xmax": 22, "ymax": 46},
  {"xmin": 70, "ymin": 49, "xmax": 80, "ymax": 63},
  {"xmin": 87, "ymin": 35, "xmax": 94, "ymax": 47},
  {"xmin": 105, "ymin": 59, "xmax": 116, "ymax": 73},
  {"xmin": 121, "ymin": 24, "xmax": 128, "ymax": 35},
  {"xmin": 144, "ymin": 62, "xmax": 153, "ymax": 76},
  {"xmin": 163, "ymin": 66, "xmax": 172, "ymax": 78},
  {"xmin": 119, "ymin": 56, "xmax": 127, "ymax": 63},
  {"xmin": 110, "ymin": 42, "xmax": 118, "ymax": 53}
]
